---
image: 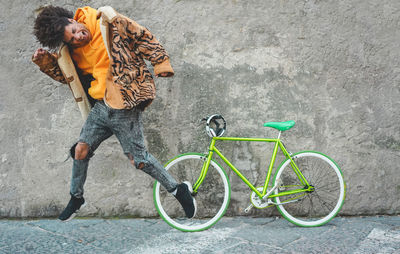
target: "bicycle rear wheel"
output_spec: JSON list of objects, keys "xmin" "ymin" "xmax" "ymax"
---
[
  {"xmin": 273, "ymin": 151, "xmax": 346, "ymax": 227},
  {"xmin": 153, "ymin": 153, "xmax": 231, "ymax": 232}
]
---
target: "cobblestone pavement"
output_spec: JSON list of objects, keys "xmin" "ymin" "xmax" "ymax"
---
[{"xmin": 0, "ymin": 216, "xmax": 399, "ymax": 253}]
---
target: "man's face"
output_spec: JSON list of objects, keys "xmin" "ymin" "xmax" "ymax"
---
[{"xmin": 63, "ymin": 19, "xmax": 92, "ymax": 48}]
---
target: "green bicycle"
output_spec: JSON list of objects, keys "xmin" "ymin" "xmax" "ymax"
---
[{"xmin": 153, "ymin": 115, "xmax": 346, "ymax": 232}]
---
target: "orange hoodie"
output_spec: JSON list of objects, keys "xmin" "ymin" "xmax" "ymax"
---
[{"xmin": 72, "ymin": 6, "xmax": 109, "ymax": 100}]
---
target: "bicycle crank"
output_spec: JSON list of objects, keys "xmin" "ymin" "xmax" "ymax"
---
[
  {"xmin": 244, "ymin": 180, "xmax": 283, "ymax": 213},
  {"xmin": 250, "ymin": 187, "xmax": 271, "ymax": 209},
  {"xmin": 244, "ymin": 193, "xmax": 272, "ymax": 213},
  {"xmin": 244, "ymin": 187, "xmax": 272, "ymax": 213}
]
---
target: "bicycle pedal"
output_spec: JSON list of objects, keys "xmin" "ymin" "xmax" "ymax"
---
[{"xmin": 244, "ymin": 204, "xmax": 253, "ymax": 213}]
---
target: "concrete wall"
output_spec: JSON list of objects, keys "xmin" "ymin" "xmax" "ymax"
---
[{"xmin": 0, "ymin": 0, "xmax": 399, "ymax": 218}]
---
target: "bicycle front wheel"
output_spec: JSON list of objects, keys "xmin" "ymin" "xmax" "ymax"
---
[
  {"xmin": 273, "ymin": 151, "xmax": 346, "ymax": 227},
  {"xmin": 153, "ymin": 153, "xmax": 231, "ymax": 232}
]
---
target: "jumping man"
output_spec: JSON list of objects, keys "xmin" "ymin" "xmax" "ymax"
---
[{"xmin": 32, "ymin": 5, "xmax": 196, "ymax": 221}]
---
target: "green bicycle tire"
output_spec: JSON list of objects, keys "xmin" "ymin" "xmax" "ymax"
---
[
  {"xmin": 273, "ymin": 151, "xmax": 346, "ymax": 227},
  {"xmin": 153, "ymin": 153, "xmax": 231, "ymax": 232}
]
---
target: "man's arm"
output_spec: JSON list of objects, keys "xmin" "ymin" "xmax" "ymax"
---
[
  {"xmin": 32, "ymin": 48, "xmax": 68, "ymax": 84},
  {"xmin": 124, "ymin": 18, "xmax": 174, "ymax": 77}
]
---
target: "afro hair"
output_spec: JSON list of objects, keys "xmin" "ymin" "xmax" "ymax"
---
[{"xmin": 33, "ymin": 5, "xmax": 74, "ymax": 49}]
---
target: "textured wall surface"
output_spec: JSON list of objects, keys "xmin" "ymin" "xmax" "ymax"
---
[{"xmin": 0, "ymin": 0, "xmax": 399, "ymax": 218}]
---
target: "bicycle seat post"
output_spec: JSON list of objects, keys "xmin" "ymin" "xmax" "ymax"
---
[{"xmin": 277, "ymin": 131, "xmax": 282, "ymax": 139}]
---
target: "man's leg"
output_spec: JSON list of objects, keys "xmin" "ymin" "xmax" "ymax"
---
[
  {"xmin": 59, "ymin": 102, "xmax": 112, "ymax": 221},
  {"xmin": 112, "ymin": 107, "xmax": 196, "ymax": 218},
  {"xmin": 69, "ymin": 142, "xmax": 94, "ymax": 198},
  {"xmin": 111, "ymin": 107, "xmax": 177, "ymax": 191}
]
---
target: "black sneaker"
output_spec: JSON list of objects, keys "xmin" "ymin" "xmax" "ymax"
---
[
  {"xmin": 174, "ymin": 182, "xmax": 197, "ymax": 219},
  {"xmin": 58, "ymin": 195, "xmax": 86, "ymax": 222}
]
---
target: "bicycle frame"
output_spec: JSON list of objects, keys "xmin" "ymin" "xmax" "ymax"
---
[{"xmin": 193, "ymin": 135, "xmax": 313, "ymax": 200}]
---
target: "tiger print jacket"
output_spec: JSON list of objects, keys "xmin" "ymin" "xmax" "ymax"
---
[{"xmin": 33, "ymin": 6, "xmax": 174, "ymax": 110}]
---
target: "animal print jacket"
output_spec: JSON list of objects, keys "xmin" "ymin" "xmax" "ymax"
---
[{"xmin": 32, "ymin": 6, "xmax": 174, "ymax": 110}]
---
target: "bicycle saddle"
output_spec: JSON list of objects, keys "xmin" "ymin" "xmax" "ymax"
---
[{"xmin": 263, "ymin": 120, "xmax": 295, "ymax": 131}]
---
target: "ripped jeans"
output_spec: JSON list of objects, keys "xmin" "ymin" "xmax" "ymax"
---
[{"xmin": 70, "ymin": 100, "xmax": 178, "ymax": 198}]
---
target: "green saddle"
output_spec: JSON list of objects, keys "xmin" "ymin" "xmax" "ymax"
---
[{"xmin": 263, "ymin": 120, "xmax": 295, "ymax": 131}]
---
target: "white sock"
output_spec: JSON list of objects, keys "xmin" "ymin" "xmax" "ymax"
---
[{"xmin": 171, "ymin": 187, "xmax": 178, "ymax": 196}]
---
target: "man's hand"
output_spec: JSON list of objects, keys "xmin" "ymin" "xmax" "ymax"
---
[
  {"xmin": 33, "ymin": 48, "xmax": 47, "ymax": 61},
  {"xmin": 156, "ymin": 72, "xmax": 173, "ymax": 77}
]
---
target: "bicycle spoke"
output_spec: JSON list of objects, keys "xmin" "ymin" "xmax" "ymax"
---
[
  {"xmin": 308, "ymin": 195, "xmax": 314, "ymax": 218},
  {"xmin": 316, "ymin": 189, "xmax": 340, "ymax": 199},
  {"xmin": 314, "ymin": 192, "xmax": 336, "ymax": 211},
  {"xmin": 318, "ymin": 181, "xmax": 341, "ymax": 191}
]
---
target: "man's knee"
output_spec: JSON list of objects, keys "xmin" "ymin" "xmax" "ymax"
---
[
  {"xmin": 127, "ymin": 153, "xmax": 145, "ymax": 169},
  {"xmin": 137, "ymin": 162, "xmax": 145, "ymax": 169},
  {"xmin": 71, "ymin": 142, "xmax": 90, "ymax": 160}
]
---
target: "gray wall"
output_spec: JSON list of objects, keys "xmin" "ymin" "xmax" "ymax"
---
[{"xmin": 0, "ymin": 0, "xmax": 399, "ymax": 218}]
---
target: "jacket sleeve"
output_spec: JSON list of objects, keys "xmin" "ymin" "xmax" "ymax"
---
[
  {"xmin": 124, "ymin": 17, "xmax": 174, "ymax": 77},
  {"xmin": 32, "ymin": 51, "xmax": 68, "ymax": 84}
]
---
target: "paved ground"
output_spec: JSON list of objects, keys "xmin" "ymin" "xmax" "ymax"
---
[{"xmin": 0, "ymin": 216, "xmax": 399, "ymax": 253}]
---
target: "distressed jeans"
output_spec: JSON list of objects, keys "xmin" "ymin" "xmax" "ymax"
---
[{"xmin": 70, "ymin": 101, "xmax": 178, "ymax": 198}]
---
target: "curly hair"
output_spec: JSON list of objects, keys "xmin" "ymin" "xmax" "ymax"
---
[{"xmin": 33, "ymin": 5, "xmax": 74, "ymax": 49}]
